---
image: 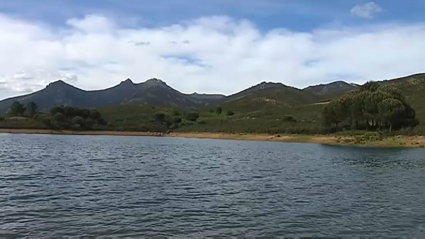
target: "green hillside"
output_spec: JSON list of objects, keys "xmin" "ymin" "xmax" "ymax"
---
[
  {"xmin": 96, "ymin": 73, "xmax": 425, "ymax": 135},
  {"xmin": 1, "ymin": 73, "xmax": 425, "ymax": 135}
]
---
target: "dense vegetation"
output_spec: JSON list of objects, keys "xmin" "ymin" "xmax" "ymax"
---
[
  {"xmin": 1, "ymin": 74, "xmax": 425, "ymax": 136},
  {"xmin": 322, "ymin": 82, "xmax": 417, "ymax": 132},
  {"xmin": 0, "ymin": 102, "xmax": 108, "ymax": 130}
]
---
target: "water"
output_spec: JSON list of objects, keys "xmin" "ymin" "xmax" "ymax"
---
[{"xmin": 0, "ymin": 134, "xmax": 425, "ymax": 238}]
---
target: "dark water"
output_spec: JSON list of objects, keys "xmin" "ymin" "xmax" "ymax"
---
[{"xmin": 1, "ymin": 134, "xmax": 425, "ymax": 238}]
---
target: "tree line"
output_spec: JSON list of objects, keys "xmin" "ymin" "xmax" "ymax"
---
[
  {"xmin": 6, "ymin": 101, "xmax": 108, "ymax": 130},
  {"xmin": 322, "ymin": 82, "xmax": 417, "ymax": 132}
]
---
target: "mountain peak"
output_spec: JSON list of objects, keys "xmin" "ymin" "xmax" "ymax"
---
[
  {"xmin": 46, "ymin": 80, "xmax": 71, "ymax": 88},
  {"xmin": 144, "ymin": 78, "xmax": 167, "ymax": 87},
  {"xmin": 119, "ymin": 78, "xmax": 135, "ymax": 86},
  {"xmin": 146, "ymin": 78, "xmax": 165, "ymax": 83}
]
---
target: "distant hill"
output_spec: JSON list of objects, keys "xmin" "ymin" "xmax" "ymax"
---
[
  {"xmin": 304, "ymin": 81, "xmax": 359, "ymax": 100},
  {"xmin": 2, "ymin": 73, "xmax": 425, "ymax": 118},
  {"xmin": 0, "ymin": 78, "xmax": 221, "ymax": 112},
  {"xmin": 220, "ymin": 82, "xmax": 320, "ymax": 111}
]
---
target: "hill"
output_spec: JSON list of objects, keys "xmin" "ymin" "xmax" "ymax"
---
[
  {"xmin": 0, "ymin": 78, "xmax": 220, "ymax": 113},
  {"xmin": 304, "ymin": 81, "xmax": 359, "ymax": 100},
  {"xmin": 220, "ymin": 82, "xmax": 319, "ymax": 112},
  {"xmin": 2, "ymin": 73, "xmax": 425, "ymax": 136}
]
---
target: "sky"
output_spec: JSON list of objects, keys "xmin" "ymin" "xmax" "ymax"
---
[{"xmin": 0, "ymin": 0, "xmax": 425, "ymax": 98}]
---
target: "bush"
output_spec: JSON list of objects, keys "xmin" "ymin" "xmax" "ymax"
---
[
  {"xmin": 226, "ymin": 110, "xmax": 235, "ymax": 116},
  {"xmin": 52, "ymin": 112, "xmax": 66, "ymax": 122},
  {"xmin": 0, "ymin": 116, "xmax": 5, "ymax": 121},
  {"xmin": 185, "ymin": 112, "xmax": 199, "ymax": 121},
  {"xmin": 198, "ymin": 120, "xmax": 206, "ymax": 125},
  {"xmin": 71, "ymin": 116, "xmax": 85, "ymax": 128},
  {"xmin": 155, "ymin": 112, "xmax": 166, "ymax": 121},
  {"xmin": 172, "ymin": 110, "xmax": 180, "ymax": 116},
  {"xmin": 173, "ymin": 116, "xmax": 182, "ymax": 124},
  {"xmin": 42, "ymin": 117, "xmax": 51, "ymax": 127},
  {"xmin": 283, "ymin": 115, "xmax": 295, "ymax": 122},
  {"xmin": 216, "ymin": 106, "xmax": 222, "ymax": 115}
]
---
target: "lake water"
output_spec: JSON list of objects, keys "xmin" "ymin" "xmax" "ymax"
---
[{"xmin": 0, "ymin": 134, "xmax": 425, "ymax": 238}]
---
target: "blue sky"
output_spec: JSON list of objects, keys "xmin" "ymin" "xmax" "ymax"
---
[
  {"xmin": 2, "ymin": 0, "xmax": 424, "ymax": 30},
  {"xmin": 0, "ymin": 0, "xmax": 424, "ymax": 97}
]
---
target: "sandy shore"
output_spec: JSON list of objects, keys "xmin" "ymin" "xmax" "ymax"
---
[{"xmin": 0, "ymin": 128, "xmax": 424, "ymax": 148}]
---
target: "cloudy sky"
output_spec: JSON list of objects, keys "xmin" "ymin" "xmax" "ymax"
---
[{"xmin": 0, "ymin": 0, "xmax": 424, "ymax": 98}]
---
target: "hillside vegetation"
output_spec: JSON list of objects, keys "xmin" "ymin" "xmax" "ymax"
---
[{"xmin": 1, "ymin": 73, "xmax": 425, "ymax": 136}]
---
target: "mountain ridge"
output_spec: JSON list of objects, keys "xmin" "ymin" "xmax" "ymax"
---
[{"xmin": 1, "ymin": 73, "xmax": 424, "ymax": 113}]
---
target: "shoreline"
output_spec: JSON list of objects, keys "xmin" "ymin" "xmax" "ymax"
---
[{"xmin": 0, "ymin": 128, "xmax": 424, "ymax": 148}]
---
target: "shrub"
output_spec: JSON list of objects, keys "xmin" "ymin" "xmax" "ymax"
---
[
  {"xmin": 283, "ymin": 116, "xmax": 295, "ymax": 122},
  {"xmin": 71, "ymin": 116, "xmax": 85, "ymax": 128},
  {"xmin": 173, "ymin": 116, "xmax": 182, "ymax": 124},
  {"xmin": 155, "ymin": 112, "xmax": 166, "ymax": 121},
  {"xmin": 42, "ymin": 117, "xmax": 51, "ymax": 127},
  {"xmin": 216, "ymin": 106, "xmax": 222, "ymax": 115},
  {"xmin": 172, "ymin": 110, "xmax": 180, "ymax": 116},
  {"xmin": 226, "ymin": 110, "xmax": 235, "ymax": 116},
  {"xmin": 185, "ymin": 112, "xmax": 199, "ymax": 121}
]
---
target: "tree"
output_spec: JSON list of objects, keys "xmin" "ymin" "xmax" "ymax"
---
[
  {"xmin": 155, "ymin": 112, "xmax": 166, "ymax": 122},
  {"xmin": 173, "ymin": 116, "xmax": 182, "ymax": 124},
  {"xmin": 323, "ymin": 81, "xmax": 416, "ymax": 132},
  {"xmin": 24, "ymin": 102, "xmax": 38, "ymax": 118},
  {"xmin": 63, "ymin": 106, "xmax": 75, "ymax": 118},
  {"xmin": 361, "ymin": 81, "xmax": 380, "ymax": 92},
  {"xmin": 71, "ymin": 116, "xmax": 85, "ymax": 128},
  {"xmin": 52, "ymin": 112, "xmax": 66, "ymax": 122},
  {"xmin": 216, "ymin": 106, "xmax": 222, "ymax": 115},
  {"xmin": 50, "ymin": 106, "xmax": 64, "ymax": 115},
  {"xmin": 378, "ymin": 99, "xmax": 405, "ymax": 132},
  {"xmin": 8, "ymin": 102, "xmax": 26, "ymax": 116},
  {"xmin": 89, "ymin": 109, "xmax": 102, "ymax": 120}
]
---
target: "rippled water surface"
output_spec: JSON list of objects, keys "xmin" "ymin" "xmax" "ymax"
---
[{"xmin": 1, "ymin": 134, "xmax": 425, "ymax": 238}]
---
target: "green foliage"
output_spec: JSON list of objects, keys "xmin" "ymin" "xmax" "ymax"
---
[
  {"xmin": 42, "ymin": 117, "xmax": 51, "ymax": 127},
  {"xmin": 52, "ymin": 112, "xmax": 66, "ymax": 122},
  {"xmin": 24, "ymin": 102, "xmax": 38, "ymax": 118},
  {"xmin": 8, "ymin": 102, "xmax": 26, "ymax": 116},
  {"xmin": 226, "ymin": 110, "xmax": 235, "ymax": 116},
  {"xmin": 216, "ymin": 106, "xmax": 222, "ymax": 115},
  {"xmin": 71, "ymin": 116, "xmax": 85, "ymax": 127},
  {"xmin": 361, "ymin": 81, "xmax": 380, "ymax": 92},
  {"xmin": 172, "ymin": 110, "xmax": 180, "ymax": 116},
  {"xmin": 44, "ymin": 105, "xmax": 108, "ymax": 130},
  {"xmin": 323, "ymin": 83, "xmax": 417, "ymax": 132},
  {"xmin": 185, "ymin": 112, "xmax": 200, "ymax": 121},
  {"xmin": 50, "ymin": 106, "xmax": 64, "ymax": 115},
  {"xmin": 155, "ymin": 112, "xmax": 166, "ymax": 121},
  {"xmin": 173, "ymin": 116, "xmax": 182, "ymax": 124}
]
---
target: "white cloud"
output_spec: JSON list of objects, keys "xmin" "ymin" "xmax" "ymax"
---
[
  {"xmin": 351, "ymin": 2, "xmax": 382, "ymax": 19},
  {"xmin": 0, "ymin": 14, "xmax": 424, "ymax": 99}
]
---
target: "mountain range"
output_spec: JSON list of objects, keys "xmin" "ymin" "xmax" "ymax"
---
[{"xmin": 1, "ymin": 73, "xmax": 423, "ymax": 113}]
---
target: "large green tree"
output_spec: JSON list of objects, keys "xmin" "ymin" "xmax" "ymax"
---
[
  {"xmin": 8, "ymin": 102, "xmax": 26, "ymax": 116},
  {"xmin": 24, "ymin": 102, "xmax": 38, "ymax": 117},
  {"xmin": 378, "ymin": 98, "xmax": 405, "ymax": 132},
  {"xmin": 323, "ymin": 81, "xmax": 417, "ymax": 132}
]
